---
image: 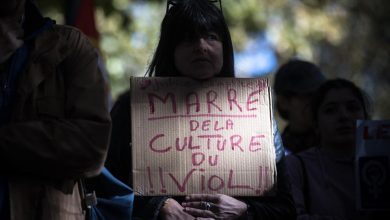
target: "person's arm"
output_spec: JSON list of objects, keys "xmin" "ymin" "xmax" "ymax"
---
[
  {"xmin": 238, "ymin": 119, "xmax": 296, "ymax": 219},
  {"xmin": 0, "ymin": 27, "xmax": 111, "ymax": 179},
  {"xmin": 238, "ymin": 119, "xmax": 295, "ymax": 219},
  {"xmin": 241, "ymin": 156, "xmax": 296, "ymax": 220},
  {"xmin": 105, "ymin": 91, "xmax": 132, "ymax": 184}
]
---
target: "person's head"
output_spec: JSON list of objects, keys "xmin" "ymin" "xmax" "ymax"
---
[
  {"xmin": 311, "ymin": 78, "xmax": 371, "ymax": 149},
  {"xmin": 273, "ymin": 59, "xmax": 326, "ymax": 132},
  {"xmin": 146, "ymin": 0, "xmax": 234, "ymax": 79},
  {"xmin": 0, "ymin": 0, "xmax": 26, "ymax": 18},
  {"xmin": 0, "ymin": 0, "xmax": 26, "ymax": 63}
]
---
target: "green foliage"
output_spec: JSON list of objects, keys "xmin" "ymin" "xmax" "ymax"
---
[{"xmin": 36, "ymin": 0, "xmax": 390, "ymax": 119}]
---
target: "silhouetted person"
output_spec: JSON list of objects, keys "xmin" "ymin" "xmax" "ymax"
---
[
  {"xmin": 286, "ymin": 78, "xmax": 387, "ymax": 219},
  {"xmin": 274, "ymin": 59, "xmax": 326, "ymax": 154},
  {"xmin": 0, "ymin": 0, "xmax": 111, "ymax": 219}
]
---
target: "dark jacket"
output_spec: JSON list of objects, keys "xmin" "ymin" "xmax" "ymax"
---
[
  {"xmin": 287, "ymin": 147, "xmax": 389, "ymax": 220},
  {"xmin": 106, "ymin": 90, "xmax": 296, "ymax": 220},
  {"xmin": 282, "ymin": 125, "xmax": 319, "ymax": 155},
  {"xmin": 0, "ymin": 3, "xmax": 111, "ymax": 219}
]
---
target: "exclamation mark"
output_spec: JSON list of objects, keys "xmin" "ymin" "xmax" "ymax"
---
[
  {"xmin": 265, "ymin": 166, "xmax": 269, "ymax": 190},
  {"xmin": 256, "ymin": 166, "xmax": 263, "ymax": 195},
  {"xmin": 159, "ymin": 167, "xmax": 167, "ymax": 193},
  {"xmin": 200, "ymin": 168, "xmax": 206, "ymax": 191},
  {"xmin": 147, "ymin": 166, "xmax": 154, "ymax": 193}
]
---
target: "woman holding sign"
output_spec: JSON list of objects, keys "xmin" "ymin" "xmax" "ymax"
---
[
  {"xmin": 286, "ymin": 79, "xmax": 388, "ymax": 219},
  {"xmin": 106, "ymin": 0, "xmax": 295, "ymax": 219}
]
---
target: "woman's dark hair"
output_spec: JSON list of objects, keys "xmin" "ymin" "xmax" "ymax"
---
[
  {"xmin": 146, "ymin": 0, "xmax": 234, "ymax": 77},
  {"xmin": 311, "ymin": 78, "xmax": 371, "ymax": 123}
]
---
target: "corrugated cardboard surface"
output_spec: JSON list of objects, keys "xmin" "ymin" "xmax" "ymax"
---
[{"xmin": 131, "ymin": 77, "xmax": 276, "ymax": 196}]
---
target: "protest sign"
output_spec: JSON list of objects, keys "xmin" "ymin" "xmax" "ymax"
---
[
  {"xmin": 131, "ymin": 77, "xmax": 276, "ymax": 196},
  {"xmin": 356, "ymin": 120, "xmax": 390, "ymax": 211}
]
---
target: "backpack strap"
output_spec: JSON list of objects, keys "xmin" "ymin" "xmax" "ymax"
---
[{"xmin": 78, "ymin": 179, "xmax": 97, "ymax": 212}]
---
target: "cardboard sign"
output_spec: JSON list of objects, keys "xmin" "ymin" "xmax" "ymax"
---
[
  {"xmin": 356, "ymin": 120, "xmax": 390, "ymax": 211},
  {"xmin": 131, "ymin": 77, "xmax": 276, "ymax": 196}
]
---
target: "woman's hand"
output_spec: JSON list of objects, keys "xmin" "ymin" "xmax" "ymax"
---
[
  {"xmin": 159, "ymin": 198, "xmax": 194, "ymax": 220},
  {"xmin": 159, "ymin": 198, "xmax": 214, "ymax": 220},
  {"xmin": 182, "ymin": 194, "xmax": 248, "ymax": 220}
]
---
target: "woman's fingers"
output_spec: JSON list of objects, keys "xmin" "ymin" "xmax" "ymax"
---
[
  {"xmin": 185, "ymin": 193, "xmax": 220, "ymax": 203},
  {"xmin": 183, "ymin": 201, "xmax": 218, "ymax": 211},
  {"xmin": 183, "ymin": 206, "xmax": 217, "ymax": 219}
]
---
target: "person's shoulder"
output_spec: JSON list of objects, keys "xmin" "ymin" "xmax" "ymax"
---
[
  {"xmin": 50, "ymin": 24, "xmax": 97, "ymax": 56},
  {"xmin": 33, "ymin": 24, "xmax": 84, "ymax": 43},
  {"xmin": 113, "ymin": 90, "xmax": 131, "ymax": 109},
  {"xmin": 52, "ymin": 24, "xmax": 85, "ymax": 36},
  {"xmin": 117, "ymin": 90, "xmax": 131, "ymax": 102},
  {"xmin": 286, "ymin": 147, "xmax": 319, "ymax": 164},
  {"xmin": 297, "ymin": 147, "xmax": 318, "ymax": 158},
  {"xmin": 50, "ymin": 24, "xmax": 93, "ymax": 46},
  {"xmin": 110, "ymin": 90, "xmax": 131, "ymax": 118}
]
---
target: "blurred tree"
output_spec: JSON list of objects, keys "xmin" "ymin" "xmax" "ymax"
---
[{"xmin": 35, "ymin": 0, "xmax": 390, "ymax": 118}]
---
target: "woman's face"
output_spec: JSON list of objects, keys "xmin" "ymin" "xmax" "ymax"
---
[
  {"xmin": 174, "ymin": 32, "xmax": 223, "ymax": 80},
  {"xmin": 317, "ymin": 88, "xmax": 366, "ymax": 149}
]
